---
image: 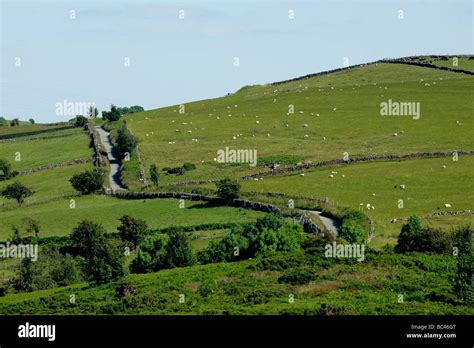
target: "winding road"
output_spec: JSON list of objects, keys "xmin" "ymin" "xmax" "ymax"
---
[
  {"xmin": 309, "ymin": 211, "xmax": 339, "ymax": 235},
  {"xmin": 95, "ymin": 126, "xmax": 125, "ymax": 191}
]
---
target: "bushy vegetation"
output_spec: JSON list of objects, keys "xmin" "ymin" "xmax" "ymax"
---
[
  {"xmin": 117, "ymin": 215, "xmax": 149, "ymax": 248},
  {"xmin": 1, "ymin": 182, "xmax": 33, "ymax": 205},
  {"xmin": 0, "ymin": 159, "xmax": 13, "ymax": 180},
  {"xmin": 74, "ymin": 115, "xmax": 88, "ymax": 128},
  {"xmin": 116, "ymin": 122, "xmax": 138, "ymax": 158},
  {"xmin": 216, "ymin": 178, "xmax": 240, "ymax": 199},
  {"xmin": 69, "ymin": 169, "xmax": 104, "ymax": 194}
]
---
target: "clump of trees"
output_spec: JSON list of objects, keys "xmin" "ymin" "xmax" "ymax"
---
[
  {"xmin": 338, "ymin": 210, "xmax": 368, "ymax": 244},
  {"xmin": 395, "ymin": 216, "xmax": 453, "ymax": 254},
  {"xmin": 102, "ymin": 104, "xmax": 144, "ymax": 121},
  {"xmin": 216, "ymin": 178, "xmax": 240, "ymax": 199},
  {"xmin": 130, "ymin": 228, "xmax": 195, "ymax": 273},
  {"xmin": 70, "ymin": 220, "xmax": 124, "ymax": 284},
  {"xmin": 10, "ymin": 118, "xmax": 19, "ymax": 126},
  {"xmin": 197, "ymin": 214, "xmax": 304, "ymax": 264},
  {"xmin": 1, "ymin": 182, "xmax": 33, "ymax": 205},
  {"xmin": 13, "ymin": 248, "xmax": 82, "ymax": 292},
  {"xmin": 117, "ymin": 215, "xmax": 149, "ymax": 249},
  {"xmin": 74, "ymin": 115, "xmax": 88, "ymax": 128},
  {"xmin": 116, "ymin": 122, "xmax": 138, "ymax": 158},
  {"xmin": 69, "ymin": 169, "xmax": 104, "ymax": 194}
]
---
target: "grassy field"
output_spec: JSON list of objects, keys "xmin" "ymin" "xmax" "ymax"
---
[
  {"xmin": 234, "ymin": 156, "xmax": 473, "ymax": 247},
  {"xmin": 405, "ymin": 55, "xmax": 474, "ymax": 72},
  {"xmin": 0, "ymin": 162, "xmax": 94, "ymax": 208},
  {"xmin": 0, "ymin": 123, "xmax": 71, "ymax": 137},
  {"xmin": 0, "ymin": 129, "xmax": 92, "ymax": 170},
  {"xmin": 0, "ymin": 250, "xmax": 471, "ymax": 315},
  {"xmin": 123, "ymin": 63, "xmax": 473, "ymax": 188},
  {"xmin": 0, "ymin": 195, "xmax": 265, "ymax": 240}
]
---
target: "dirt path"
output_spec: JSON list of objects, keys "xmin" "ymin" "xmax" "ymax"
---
[
  {"xmin": 309, "ymin": 211, "xmax": 339, "ymax": 235},
  {"xmin": 95, "ymin": 126, "xmax": 125, "ymax": 191}
]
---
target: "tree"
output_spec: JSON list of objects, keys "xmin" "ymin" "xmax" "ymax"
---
[
  {"xmin": 22, "ymin": 217, "xmax": 40, "ymax": 238},
  {"xmin": 74, "ymin": 115, "xmax": 88, "ymax": 128},
  {"xmin": 10, "ymin": 225, "xmax": 22, "ymax": 244},
  {"xmin": 339, "ymin": 220, "xmax": 366, "ymax": 244},
  {"xmin": 13, "ymin": 248, "xmax": 82, "ymax": 292},
  {"xmin": 0, "ymin": 159, "xmax": 12, "ymax": 180},
  {"xmin": 28, "ymin": 118, "xmax": 35, "ymax": 124},
  {"xmin": 1, "ymin": 182, "xmax": 33, "ymax": 205},
  {"xmin": 452, "ymin": 225, "xmax": 473, "ymax": 303},
  {"xmin": 117, "ymin": 215, "xmax": 149, "ymax": 248},
  {"xmin": 395, "ymin": 216, "xmax": 422, "ymax": 253},
  {"xmin": 150, "ymin": 164, "xmax": 159, "ymax": 186},
  {"xmin": 116, "ymin": 123, "xmax": 138, "ymax": 157},
  {"xmin": 102, "ymin": 104, "xmax": 121, "ymax": 121},
  {"xmin": 70, "ymin": 220, "xmax": 124, "ymax": 284},
  {"xmin": 216, "ymin": 178, "xmax": 240, "ymax": 199},
  {"xmin": 10, "ymin": 118, "xmax": 19, "ymax": 126},
  {"xmin": 160, "ymin": 229, "xmax": 195, "ymax": 269},
  {"xmin": 70, "ymin": 169, "xmax": 104, "ymax": 194}
]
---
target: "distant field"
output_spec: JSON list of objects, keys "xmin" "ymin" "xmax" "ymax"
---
[
  {"xmin": 234, "ymin": 156, "xmax": 474, "ymax": 247},
  {"xmin": 0, "ymin": 123, "xmax": 72, "ymax": 138},
  {"xmin": 0, "ymin": 195, "xmax": 265, "ymax": 240},
  {"xmin": 0, "ymin": 129, "xmax": 92, "ymax": 170},
  {"xmin": 0, "ymin": 162, "xmax": 93, "ymax": 208},
  {"xmin": 406, "ymin": 55, "xmax": 474, "ymax": 72},
  {"xmin": 126, "ymin": 63, "xmax": 473, "ymax": 187}
]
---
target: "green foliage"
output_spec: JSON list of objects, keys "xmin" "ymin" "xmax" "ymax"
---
[
  {"xmin": 396, "ymin": 217, "xmax": 452, "ymax": 254},
  {"xmin": 116, "ymin": 123, "xmax": 138, "ymax": 158},
  {"xmin": 160, "ymin": 229, "xmax": 195, "ymax": 269},
  {"xmin": 28, "ymin": 119, "xmax": 35, "ymax": 124},
  {"xmin": 13, "ymin": 248, "xmax": 82, "ymax": 292},
  {"xmin": 10, "ymin": 118, "xmax": 19, "ymax": 126},
  {"xmin": 22, "ymin": 217, "xmax": 40, "ymax": 238},
  {"xmin": 278, "ymin": 267, "xmax": 317, "ymax": 285},
  {"xmin": 74, "ymin": 115, "xmax": 88, "ymax": 128},
  {"xmin": 70, "ymin": 220, "xmax": 124, "ymax": 284},
  {"xmin": 164, "ymin": 166, "xmax": 186, "ymax": 175},
  {"xmin": 0, "ymin": 159, "xmax": 12, "ymax": 180},
  {"xmin": 69, "ymin": 169, "xmax": 104, "ymax": 194},
  {"xmin": 102, "ymin": 104, "xmax": 121, "ymax": 121},
  {"xmin": 117, "ymin": 215, "xmax": 149, "ymax": 248},
  {"xmin": 1, "ymin": 182, "xmax": 33, "ymax": 205},
  {"xmin": 216, "ymin": 178, "xmax": 240, "ymax": 199},
  {"xmin": 339, "ymin": 220, "xmax": 365, "ymax": 243},
  {"xmin": 182, "ymin": 162, "xmax": 196, "ymax": 171},
  {"xmin": 452, "ymin": 225, "xmax": 473, "ymax": 303},
  {"xmin": 149, "ymin": 164, "xmax": 159, "ymax": 186}
]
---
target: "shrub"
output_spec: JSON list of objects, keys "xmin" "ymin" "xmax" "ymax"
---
[
  {"xmin": 452, "ymin": 225, "xmax": 473, "ymax": 303},
  {"xmin": 216, "ymin": 178, "xmax": 240, "ymax": 199},
  {"xmin": 74, "ymin": 115, "xmax": 88, "ymax": 128},
  {"xmin": 182, "ymin": 162, "xmax": 196, "ymax": 171},
  {"xmin": 0, "ymin": 159, "xmax": 12, "ymax": 180},
  {"xmin": 10, "ymin": 118, "xmax": 19, "ymax": 126},
  {"xmin": 102, "ymin": 104, "xmax": 121, "ymax": 121},
  {"xmin": 396, "ymin": 219, "xmax": 452, "ymax": 254},
  {"xmin": 116, "ymin": 123, "xmax": 138, "ymax": 158},
  {"xmin": 1, "ymin": 182, "xmax": 33, "ymax": 205},
  {"xmin": 160, "ymin": 229, "xmax": 195, "ymax": 269},
  {"xmin": 150, "ymin": 164, "xmax": 159, "ymax": 186},
  {"xmin": 339, "ymin": 220, "xmax": 365, "ymax": 243},
  {"xmin": 69, "ymin": 169, "xmax": 104, "ymax": 194},
  {"xmin": 278, "ymin": 268, "xmax": 317, "ymax": 285},
  {"xmin": 117, "ymin": 215, "xmax": 149, "ymax": 248},
  {"xmin": 165, "ymin": 166, "xmax": 186, "ymax": 175}
]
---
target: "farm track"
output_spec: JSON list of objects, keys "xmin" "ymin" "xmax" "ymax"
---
[{"xmin": 95, "ymin": 126, "xmax": 125, "ymax": 191}]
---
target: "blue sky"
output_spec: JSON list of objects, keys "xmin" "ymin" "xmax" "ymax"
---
[{"xmin": 0, "ymin": 0, "xmax": 472, "ymax": 123}]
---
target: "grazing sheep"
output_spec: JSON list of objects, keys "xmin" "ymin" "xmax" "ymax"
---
[
  {"xmin": 300, "ymin": 173, "xmax": 305, "ymax": 176},
  {"xmin": 256, "ymin": 121, "xmax": 260, "ymax": 124},
  {"xmin": 400, "ymin": 184, "xmax": 406, "ymax": 190},
  {"xmin": 444, "ymin": 203, "xmax": 452, "ymax": 208},
  {"xmin": 329, "ymin": 174, "xmax": 334, "ymax": 178},
  {"xmin": 442, "ymin": 165, "xmax": 447, "ymax": 169},
  {"xmin": 393, "ymin": 133, "xmax": 398, "ymax": 136}
]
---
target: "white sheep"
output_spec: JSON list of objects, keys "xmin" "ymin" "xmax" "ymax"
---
[{"xmin": 444, "ymin": 203, "xmax": 452, "ymax": 208}]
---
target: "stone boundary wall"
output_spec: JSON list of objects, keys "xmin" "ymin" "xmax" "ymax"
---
[
  {"xmin": 171, "ymin": 151, "xmax": 474, "ymax": 186},
  {"xmin": 391, "ymin": 210, "xmax": 474, "ymax": 223},
  {"xmin": 0, "ymin": 125, "xmax": 74, "ymax": 140},
  {"xmin": 110, "ymin": 191, "xmax": 320, "ymax": 233},
  {"xmin": 17, "ymin": 158, "xmax": 91, "ymax": 175},
  {"xmin": 87, "ymin": 124, "xmax": 102, "ymax": 168},
  {"xmin": 383, "ymin": 59, "xmax": 474, "ymax": 75},
  {"xmin": 127, "ymin": 128, "xmax": 148, "ymax": 187}
]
